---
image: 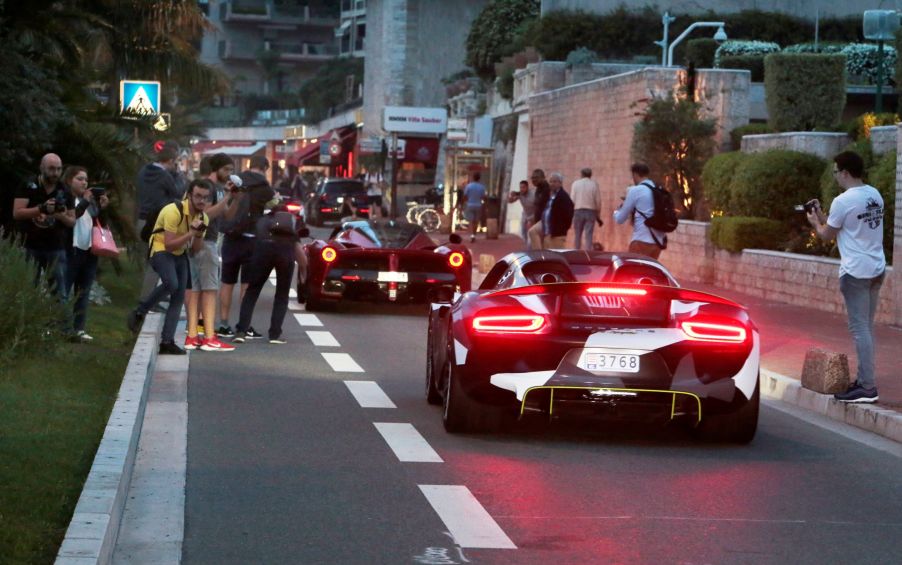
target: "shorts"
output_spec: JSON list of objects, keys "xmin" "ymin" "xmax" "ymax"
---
[
  {"xmin": 464, "ymin": 206, "xmax": 482, "ymax": 224},
  {"xmin": 189, "ymin": 239, "xmax": 221, "ymax": 291},
  {"xmin": 221, "ymin": 236, "xmax": 255, "ymax": 285}
]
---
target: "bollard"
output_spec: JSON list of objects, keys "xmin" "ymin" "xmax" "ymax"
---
[
  {"xmin": 438, "ymin": 212, "xmax": 452, "ymax": 234},
  {"xmin": 801, "ymin": 348, "xmax": 850, "ymax": 394},
  {"xmin": 486, "ymin": 218, "xmax": 499, "ymax": 240},
  {"xmin": 478, "ymin": 253, "xmax": 495, "ymax": 274}
]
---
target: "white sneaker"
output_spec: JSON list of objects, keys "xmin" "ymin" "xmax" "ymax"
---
[{"xmin": 76, "ymin": 331, "xmax": 94, "ymax": 342}]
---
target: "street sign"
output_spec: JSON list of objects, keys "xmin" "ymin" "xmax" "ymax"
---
[
  {"xmin": 447, "ymin": 117, "xmax": 468, "ymax": 141},
  {"xmin": 329, "ymin": 140, "xmax": 342, "ymax": 156},
  {"xmin": 120, "ymin": 80, "xmax": 161, "ymax": 117},
  {"xmin": 359, "ymin": 138, "xmax": 383, "ymax": 154},
  {"xmin": 383, "ymin": 106, "xmax": 447, "ymax": 134},
  {"xmin": 153, "ymin": 112, "xmax": 171, "ymax": 132},
  {"xmin": 320, "ymin": 141, "xmax": 331, "ymax": 164},
  {"xmin": 864, "ymin": 10, "xmax": 900, "ymax": 41},
  {"xmin": 389, "ymin": 139, "xmax": 406, "ymax": 159}
]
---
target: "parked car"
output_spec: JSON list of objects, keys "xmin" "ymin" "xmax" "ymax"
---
[{"xmin": 305, "ymin": 178, "xmax": 369, "ymax": 226}]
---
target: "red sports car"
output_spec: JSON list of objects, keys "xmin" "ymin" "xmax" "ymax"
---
[{"xmin": 302, "ymin": 219, "xmax": 471, "ymax": 310}]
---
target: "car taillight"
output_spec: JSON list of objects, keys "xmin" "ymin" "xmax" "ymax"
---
[
  {"xmin": 322, "ymin": 247, "xmax": 337, "ymax": 263},
  {"xmin": 472, "ymin": 314, "xmax": 546, "ymax": 334},
  {"xmin": 285, "ymin": 204, "xmax": 301, "ymax": 213},
  {"xmin": 586, "ymin": 286, "xmax": 647, "ymax": 296},
  {"xmin": 321, "ymin": 207, "xmax": 334, "ymax": 213},
  {"xmin": 681, "ymin": 320, "xmax": 747, "ymax": 344},
  {"xmin": 448, "ymin": 252, "xmax": 465, "ymax": 268}
]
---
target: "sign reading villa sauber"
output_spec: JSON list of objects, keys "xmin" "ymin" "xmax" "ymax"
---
[{"xmin": 382, "ymin": 106, "xmax": 447, "ymax": 135}]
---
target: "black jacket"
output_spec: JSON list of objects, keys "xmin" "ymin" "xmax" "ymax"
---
[
  {"xmin": 544, "ymin": 188, "xmax": 574, "ymax": 237},
  {"xmin": 532, "ymin": 180, "xmax": 550, "ymax": 224},
  {"xmin": 222, "ymin": 170, "xmax": 276, "ymax": 237},
  {"xmin": 136, "ymin": 163, "xmax": 181, "ymax": 219}
]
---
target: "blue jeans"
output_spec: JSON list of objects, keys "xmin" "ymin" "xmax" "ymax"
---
[
  {"xmin": 68, "ymin": 248, "xmax": 98, "ymax": 332},
  {"xmin": 572, "ymin": 209, "xmax": 597, "ymax": 250},
  {"xmin": 839, "ymin": 272, "xmax": 885, "ymax": 390},
  {"xmin": 26, "ymin": 247, "xmax": 68, "ymax": 301},
  {"xmin": 138, "ymin": 252, "xmax": 188, "ymax": 343}
]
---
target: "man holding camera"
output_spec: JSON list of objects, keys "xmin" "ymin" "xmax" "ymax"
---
[
  {"xmin": 614, "ymin": 163, "xmax": 666, "ymax": 259},
  {"xmin": 12, "ymin": 153, "xmax": 76, "ymax": 299},
  {"xmin": 128, "ymin": 179, "xmax": 211, "ymax": 354},
  {"xmin": 570, "ymin": 167, "xmax": 603, "ymax": 251},
  {"xmin": 807, "ymin": 151, "xmax": 886, "ymax": 403}
]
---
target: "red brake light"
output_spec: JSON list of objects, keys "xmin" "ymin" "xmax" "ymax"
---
[
  {"xmin": 321, "ymin": 207, "xmax": 334, "ymax": 213},
  {"xmin": 321, "ymin": 247, "xmax": 337, "ymax": 263},
  {"xmin": 587, "ymin": 287, "xmax": 647, "ymax": 296},
  {"xmin": 285, "ymin": 203, "xmax": 301, "ymax": 212},
  {"xmin": 472, "ymin": 315, "xmax": 546, "ymax": 334},
  {"xmin": 448, "ymin": 252, "xmax": 465, "ymax": 268},
  {"xmin": 681, "ymin": 321, "xmax": 747, "ymax": 343}
]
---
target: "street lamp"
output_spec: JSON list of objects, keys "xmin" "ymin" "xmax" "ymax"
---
[
  {"xmin": 665, "ymin": 21, "xmax": 728, "ymax": 67},
  {"xmin": 654, "ymin": 12, "xmax": 677, "ymax": 66}
]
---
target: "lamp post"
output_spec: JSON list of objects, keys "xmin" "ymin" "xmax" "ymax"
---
[
  {"xmin": 666, "ymin": 21, "xmax": 727, "ymax": 67},
  {"xmin": 654, "ymin": 11, "xmax": 677, "ymax": 66},
  {"xmin": 863, "ymin": 10, "xmax": 901, "ymax": 114}
]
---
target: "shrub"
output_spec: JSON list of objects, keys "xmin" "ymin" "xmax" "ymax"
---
[
  {"xmin": 868, "ymin": 150, "xmax": 897, "ymax": 263},
  {"xmin": 566, "ymin": 47, "xmax": 599, "ymax": 66},
  {"xmin": 764, "ymin": 53, "xmax": 846, "ymax": 131},
  {"xmin": 783, "ymin": 42, "xmax": 846, "ymax": 54},
  {"xmin": 685, "ymin": 38, "xmax": 718, "ymax": 68},
  {"xmin": 729, "ymin": 123, "xmax": 776, "ymax": 150},
  {"xmin": 710, "ymin": 216, "xmax": 786, "ymax": 253},
  {"xmin": 718, "ymin": 54, "xmax": 765, "ymax": 81},
  {"xmin": 841, "ymin": 43, "xmax": 897, "ymax": 85},
  {"xmin": 847, "ymin": 112, "xmax": 899, "ymax": 141},
  {"xmin": 701, "ymin": 151, "xmax": 747, "ymax": 213},
  {"xmin": 730, "ymin": 150, "xmax": 826, "ymax": 221},
  {"xmin": 0, "ymin": 236, "xmax": 67, "ymax": 364},
  {"xmin": 896, "ymin": 28, "xmax": 902, "ymax": 89},
  {"xmin": 528, "ymin": 9, "xmax": 606, "ymax": 62},
  {"xmin": 714, "ymin": 40, "xmax": 780, "ymax": 66},
  {"xmin": 631, "ymin": 96, "xmax": 717, "ymax": 219},
  {"xmin": 465, "ymin": 0, "xmax": 540, "ymax": 79}
]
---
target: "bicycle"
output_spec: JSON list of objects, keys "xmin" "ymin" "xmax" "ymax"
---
[{"xmin": 406, "ymin": 202, "xmax": 441, "ymax": 232}]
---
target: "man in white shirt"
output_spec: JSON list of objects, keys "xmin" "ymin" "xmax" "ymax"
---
[
  {"xmin": 570, "ymin": 167, "xmax": 602, "ymax": 250},
  {"xmin": 807, "ymin": 151, "xmax": 885, "ymax": 403},
  {"xmin": 613, "ymin": 163, "xmax": 665, "ymax": 259},
  {"xmin": 508, "ymin": 179, "xmax": 534, "ymax": 247}
]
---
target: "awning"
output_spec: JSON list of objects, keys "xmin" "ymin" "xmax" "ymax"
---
[
  {"xmin": 334, "ymin": 19, "xmax": 351, "ymax": 37},
  {"xmin": 202, "ymin": 142, "xmax": 266, "ymax": 156}
]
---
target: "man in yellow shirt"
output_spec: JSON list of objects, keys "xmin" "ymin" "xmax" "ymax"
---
[{"xmin": 128, "ymin": 179, "xmax": 211, "ymax": 354}]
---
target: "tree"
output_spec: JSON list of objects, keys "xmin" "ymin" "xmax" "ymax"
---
[
  {"xmin": 298, "ymin": 56, "xmax": 364, "ymax": 123},
  {"xmin": 631, "ymin": 96, "xmax": 717, "ymax": 220},
  {"xmin": 465, "ymin": 0, "xmax": 539, "ymax": 80}
]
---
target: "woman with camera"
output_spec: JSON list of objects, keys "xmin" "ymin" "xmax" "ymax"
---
[{"xmin": 65, "ymin": 166, "xmax": 110, "ymax": 342}]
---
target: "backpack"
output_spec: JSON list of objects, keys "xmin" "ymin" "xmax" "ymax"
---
[
  {"xmin": 269, "ymin": 210, "xmax": 297, "ymax": 237},
  {"xmin": 141, "ymin": 199, "xmax": 183, "ymax": 242},
  {"xmin": 638, "ymin": 180, "xmax": 679, "ymax": 233}
]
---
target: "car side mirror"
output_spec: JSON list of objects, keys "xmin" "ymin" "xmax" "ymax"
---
[
  {"xmin": 433, "ymin": 287, "xmax": 454, "ymax": 304},
  {"xmin": 449, "ymin": 233, "xmax": 462, "ymax": 244}
]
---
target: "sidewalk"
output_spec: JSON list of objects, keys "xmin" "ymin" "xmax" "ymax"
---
[{"xmin": 461, "ymin": 231, "xmax": 902, "ymax": 438}]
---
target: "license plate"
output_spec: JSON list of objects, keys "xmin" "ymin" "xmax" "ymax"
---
[
  {"xmin": 378, "ymin": 271, "xmax": 408, "ymax": 283},
  {"xmin": 580, "ymin": 353, "xmax": 640, "ymax": 373}
]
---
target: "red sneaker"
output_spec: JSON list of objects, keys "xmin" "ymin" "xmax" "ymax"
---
[
  {"xmin": 184, "ymin": 335, "xmax": 201, "ymax": 350},
  {"xmin": 200, "ymin": 337, "xmax": 236, "ymax": 352}
]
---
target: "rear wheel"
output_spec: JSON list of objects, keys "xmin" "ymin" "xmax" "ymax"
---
[
  {"xmin": 441, "ymin": 338, "xmax": 499, "ymax": 433},
  {"xmin": 694, "ymin": 378, "xmax": 760, "ymax": 444},
  {"xmin": 425, "ymin": 322, "xmax": 441, "ymax": 405}
]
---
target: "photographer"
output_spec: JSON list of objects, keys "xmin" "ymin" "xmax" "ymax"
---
[
  {"xmin": 64, "ymin": 166, "xmax": 110, "ymax": 342},
  {"xmin": 12, "ymin": 153, "xmax": 76, "ymax": 299},
  {"xmin": 806, "ymin": 151, "xmax": 886, "ymax": 403},
  {"xmin": 614, "ymin": 163, "xmax": 666, "ymax": 259},
  {"xmin": 128, "ymin": 179, "xmax": 211, "ymax": 355}
]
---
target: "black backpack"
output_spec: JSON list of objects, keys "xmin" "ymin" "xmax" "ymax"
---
[
  {"xmin": 269, "ymin": 210, "xmax": 297, "ymax": 237},
  {"xmin": 638, "ymin": 180, "xmax": 679, "ymax": 233},
  {"xmin": 140, "ymin": 199, "xmax": 183, "ymax": 241}
]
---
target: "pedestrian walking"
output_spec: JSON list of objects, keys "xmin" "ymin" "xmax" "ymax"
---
[
  {"xmin": 539, "ymin": 172, "xmax": 574, "ymax": 249},
  {"xmin": 12, "ymin": 153, "xmax": 76, "ymax": 299},
  {"xmin": 807, "ymin": 151, "xmax": 886, "ymax": 403},
  {"xmin": 462, "ymin": 172, "xmax": 486, "ymax": 243},
  {"xmin": 527, "ymin": 169, "xmax": 550, "ymax": 250},
  {"xmin": 128, "ymin": 179, "xmax": 211, "ymax": 355},
  {"xmin": 136, "ymin": 140, "xmax": 183, "ymax": 299},
  {"xmin": 570, "ymin": 167, "xmax": 603, "ymax": 250},
  {"xmin": 508, "ymin": 179, "xmax": 535, "ymax": 248},
  {"xmin": 64, "ymin": 166, "xmax": 109, "ymax": 342},
  {"xmin": 614, "ymin": 163, "xmax": 666, "ymax": 259}
]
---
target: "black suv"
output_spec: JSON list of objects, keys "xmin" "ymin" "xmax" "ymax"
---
[{"xmin": 305, "ymin": 178, "xmax": 369, "ymax": 226}]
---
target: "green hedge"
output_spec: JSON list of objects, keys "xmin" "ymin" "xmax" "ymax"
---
[
  {"xmin": 764, "ymin": 53, "xmax": 846, "ymax": 131},
  {"xmin": 685, "ymin": 38, "xmax": 718, "ymax": 68},
  {"xmin": 718, "ymin": 54, "xmax": 765, "ymax": 81},
  {"xmin": 729, "ymin": 123, "xmax": 775, "ymax": 150},
  {"xmin": 710, "ymin": 216, "xmax": 786, "ymax": 253},
  {"xmin": 730, "ymin": 149, "xmax": 826, "ymax": 221},
  {"xmin": 701, "ymin": 151, "xmax": 747, "ymax": 213}
]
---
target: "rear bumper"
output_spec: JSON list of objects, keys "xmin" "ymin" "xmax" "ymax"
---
[{"xmin": 319, "ymin": 271, "xmax": 462, "ymax": 303}]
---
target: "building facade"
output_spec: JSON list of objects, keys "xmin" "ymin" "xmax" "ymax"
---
[{"xmin": 336, "ymin": 0, "xmax": 367, "ymax": 57}]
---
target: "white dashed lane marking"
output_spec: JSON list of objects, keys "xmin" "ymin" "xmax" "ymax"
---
[
  {"xmin": 343, "ymin": 381, "xmax": 396, "ymax": 408},
  {"xmin": 322, "ymin": 352, "xmax": 364, "ymax": 372},
  {"xmin": 288, "ymin": 301, "xmax": 305, "ymax": 311},
  {"xmin": 293, "ymin": 313, "xmax": 323, "ymax": 327},
  {"xmin": 374, "ymin": 423, "xmax": 443, "ymax": 463},
  {"xmin": 307, "ymin": 330, "xmax": 339, "ymax": 347},
  {"xmin": 418, "ymin": 485, "xmax": 517, "ymax": 549}
]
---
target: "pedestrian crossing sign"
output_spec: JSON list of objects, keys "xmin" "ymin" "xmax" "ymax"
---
[{"xmin": 119, "ymin": 80, "xmax": 161, "ymax": 117}]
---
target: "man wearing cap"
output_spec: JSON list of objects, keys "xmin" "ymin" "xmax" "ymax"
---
[
  {"xmin": 136, "ymin": 140, "xmax": 183, "ymax": 296},
  {"xmin": 184, "ymin": 153, "xmax": 243, "ymax": 352}
]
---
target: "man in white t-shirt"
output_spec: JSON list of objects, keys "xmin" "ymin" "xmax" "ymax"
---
[
  {"xmin": 613, "ymin": 162, "xmax": 666, "ymax": 259},
  {"xmin": 807, "ymin": 151, "xmax": 885, "ymax": 403}
]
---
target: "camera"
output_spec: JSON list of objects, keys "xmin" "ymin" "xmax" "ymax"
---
[
  {"xmin": 794, "ymin": 200, "xmax": 819, "ymax": 214},
  {"xmin": 40, "ymin": 190, "xmax": 67, "ymax": 214},
  {"xmin": 90, "ymin": 186, "xmax": 106, "ymax": 198}
]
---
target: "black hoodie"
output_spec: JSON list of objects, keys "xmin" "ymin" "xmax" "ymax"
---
[{"xmin": 136, "ymin": 162, "xmax": 182, "ymax": 219}]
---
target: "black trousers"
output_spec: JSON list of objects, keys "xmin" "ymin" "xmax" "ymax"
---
[{"xmin": 236, "ymin": 239, "xmax": 294, "ymax": 340}]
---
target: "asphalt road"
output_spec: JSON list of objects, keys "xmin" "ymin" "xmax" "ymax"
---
[{"xmin": 182, "ymin": 227, "xmax": 902, "ymax": 565}]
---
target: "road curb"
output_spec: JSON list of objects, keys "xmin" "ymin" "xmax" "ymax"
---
[
  {"xmin": 761, "ymin": 369, "xmax": 902, "ymax": 444},
  {"xmin": 55, "ymin": 313, "xmax": 163, "ymax": 565}
]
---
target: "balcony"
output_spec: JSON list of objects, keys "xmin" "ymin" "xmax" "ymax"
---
[
  {"xmin": 222, "ymin": 1, "xmax": 336, "ymax": 27},
  {"xmin": 251, "ymin": 108, "xmax": 306, "ymax": 126},
  {"xmin": 268, "ymin": 41, "xmax": 337, "ymax": 62},
  {"xmin": 218, "ymin": 40, "xmax": 256, "ymax": 61},
  {"xmin": 222, "ymin": 1, "xmax": 272, "ymax": 22}
]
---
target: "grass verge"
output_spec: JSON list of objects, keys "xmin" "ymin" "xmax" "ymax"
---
[{"xmin": 0, "ymin": 257, "xmax": 141, "ymax": 564}]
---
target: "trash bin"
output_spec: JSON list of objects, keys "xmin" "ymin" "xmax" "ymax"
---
[{"xmin": 484, "ymin": 197, "xmax": 500, "ymax": 240}]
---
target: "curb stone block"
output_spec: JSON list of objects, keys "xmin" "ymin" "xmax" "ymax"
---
[{"xmin": 801, "ymin": 348, "xmax": 850, "ymax": 394}]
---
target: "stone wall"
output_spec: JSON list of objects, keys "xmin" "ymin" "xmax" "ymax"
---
[
  {"xmin": 871, "ymin": 125, "xmax": 898, "ymax": 156},
  {"xmin": 527, "ymin": 67, "xmax": 749, "ymax": 252},
  {"xmin": 741, "ymin": 132, "xmax": 851, "ymax": 159}
]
